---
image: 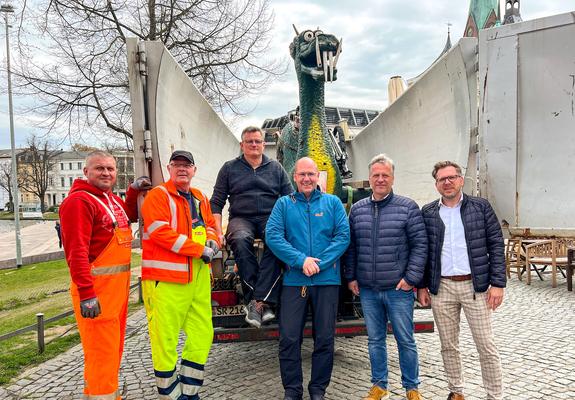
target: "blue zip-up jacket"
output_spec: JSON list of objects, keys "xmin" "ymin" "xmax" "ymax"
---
[
  {"xmin": 420, "ymin": 193, "xmax": 506, "ymax": 295},
  {"xmin": 266, "ymin": 189, "xmax": 350, "ymax": 287},
  {"xmin": 344, "ymin": 192, "xmax": 428, "ymax": 290}
]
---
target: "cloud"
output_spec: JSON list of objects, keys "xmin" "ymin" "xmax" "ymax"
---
[
  {"xmin": 235, "ymin": 0, "xmax": 574, "ymax": 132},
  {"xmin": 1, "ymin": 0, "xmax": 573, "ymax": 144}
]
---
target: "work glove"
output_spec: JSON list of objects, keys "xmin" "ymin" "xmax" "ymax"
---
[
  {"xmin": 130, "ymin": 176, "xmax": 152, "ymax": 191},
  {"xmin": 80, "ymin": 297, "xmax": 101, "ymax": 319},
  {"xmin": 206, "ymin": 239, "xmax": 220, "ymax": 254},
  {"xmin": 201, "ymin": 246, "xmax": 215, "ymax": 264}
]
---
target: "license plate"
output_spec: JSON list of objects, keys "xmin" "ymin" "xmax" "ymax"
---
[{"xmin": 212, "ymin": 305, "xmax": 244, "ymax": 317}]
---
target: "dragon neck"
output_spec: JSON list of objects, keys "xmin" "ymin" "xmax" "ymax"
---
[{"xmin": 296, "ymin": 71, "xmax": 341, "ymax": 196}]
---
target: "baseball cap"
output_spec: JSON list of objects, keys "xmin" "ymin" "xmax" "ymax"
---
[{"xmin": 169, "ymin": 150, "xmax": 195, "ymax": 165}]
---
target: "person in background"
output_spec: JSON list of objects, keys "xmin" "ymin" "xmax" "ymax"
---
[{"xmin": 55, "ymin": 220, "xmax": 62, "ymax": 248}]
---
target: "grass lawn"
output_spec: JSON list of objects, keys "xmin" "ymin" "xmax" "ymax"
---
[
  {"xmin": 0, "ymin": 252, "xmax": 143, "ymax": 386},
  {"xmin": 0, "ymin": 212, "xmax": 59, "ymax": 220}
]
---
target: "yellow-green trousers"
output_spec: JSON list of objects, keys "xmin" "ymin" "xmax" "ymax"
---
[{"xmin": 143, "ymin": 263, "xmax": 213, "ymax": 400}]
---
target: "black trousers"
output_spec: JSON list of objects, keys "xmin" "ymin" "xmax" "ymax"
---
[
  {"xmin": 226, "ymin": 216, "xmax": 282, "ymax": 304},
  {"xmin": 279, "ymin": 285, "xmax": 339, "ymax": 398}
]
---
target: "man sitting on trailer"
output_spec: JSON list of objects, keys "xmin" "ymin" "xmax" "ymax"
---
[
  {"xmin": 211, "ymin": 126, "xmax": 293, "ymax": 328},
  {"xmin": 266, "ymin": 157, "xmax": 350, "ymax": 400}
]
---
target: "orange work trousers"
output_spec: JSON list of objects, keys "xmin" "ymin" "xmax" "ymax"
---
[{"xmin": 70, "ymin": 226, "xmax": 132, "ymax": 400}]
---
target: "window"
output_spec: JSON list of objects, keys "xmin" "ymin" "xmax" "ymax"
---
[
  {"xmin": 69, "ymin": 177, "xmax": 73, "ymax": 186},
  {"xmin": 61, "ymin": 194, "xmax": 66, "ymax": 201},
  {"xmin": 127, "ymin": 157, "xmax": 134, "ymax": 173},
  {"xmin": 117, "ymin": 158, "xmax": 126, "ymax": 172},
  {"xmin": 61, "ymin": 177, "xmax": 65, "ymax": 187},
  {"xmin": 118, "ymin": 175, "xmax": 126, "ymax": 189},
  {"xmin": 77, "ymin": 162, "xmax": 82, "ymax": 169},
  {"xmin": 49, "ymin": 177, "xmax": 54, "ymax": 186},
  {"xmin": 68, "ymin": 162, "xmax": 72, "ymax": 170},
  {"xmin": 60, "ymin": 163, "xmax": 64, "ymax": 171}
]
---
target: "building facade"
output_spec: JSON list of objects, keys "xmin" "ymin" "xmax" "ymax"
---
[{"xmin": 45, "ymin": 150, "xmax": 135, "ymax": 208}]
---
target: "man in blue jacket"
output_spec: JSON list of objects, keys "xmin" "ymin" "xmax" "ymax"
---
[
  {"xmin": 344, "ymin": 154, "xmax": 427, "ymax": 400},
  {"xmin": 266, "ymin": 157, "xmax": 350, "ymax": 400},
  {"xmin": 417, "ymin": 161, "xmax": 505, "ymax": 400}
]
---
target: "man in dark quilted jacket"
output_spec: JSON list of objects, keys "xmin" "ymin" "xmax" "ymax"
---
[
  {"xmin": 344, "ymin": 153, "xmax": 427, "ymax": 400},
  {"xmin": 417, "ymin": 160, "xmax": 506, "ymax": 400}
]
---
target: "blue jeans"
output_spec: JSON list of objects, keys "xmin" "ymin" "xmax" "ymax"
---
[{"xmin": 360, "ymin": 287, "xmax": 419, "ymax": 390}]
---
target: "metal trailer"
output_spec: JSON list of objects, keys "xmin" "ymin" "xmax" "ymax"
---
[
  {"xmin": 478, "ymin": 12, "xmax": 575, "ymax": 238},
  {"xmin": 126, "ymin": 39, "xmax": 434, "ymax": 342}
]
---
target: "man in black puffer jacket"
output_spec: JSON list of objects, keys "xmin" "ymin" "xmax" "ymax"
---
[
  {"xmin": 344, "ymin": 154, "xmax": 427, "ymax": 400},
  {"xmin": 417, "ymin": 160, "xmax": 505, "ymax": 400}
]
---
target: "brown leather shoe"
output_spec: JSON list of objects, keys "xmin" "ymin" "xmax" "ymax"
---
[
  {"xmin": 447, "ymin": 393, "xmax": 464, "ymax": 400},
  {"xmin": 363, "ymin": 385, "xmax": 390, "ymax": 400}
]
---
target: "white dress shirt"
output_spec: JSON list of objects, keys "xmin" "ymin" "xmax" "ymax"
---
[{"xmin": 439, "ymin": 194, "xmax": 471, "ymax": 276}]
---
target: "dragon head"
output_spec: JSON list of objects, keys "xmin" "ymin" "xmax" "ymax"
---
[{"xmin": 290, "ymin": 26, "xmax": 341, "ymax": 82}]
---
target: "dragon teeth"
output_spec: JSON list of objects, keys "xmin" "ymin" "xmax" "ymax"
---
[
  {"xmin": 328, "ymin": 51, "xmax": 334, "ymax": 82},
  {"xmin": 316, "ymin": 37, "xmax": 322, "ymax": 67},
  {"xmin": 323, "ymin": 51, "xmax": 329, "ymax": 82}
]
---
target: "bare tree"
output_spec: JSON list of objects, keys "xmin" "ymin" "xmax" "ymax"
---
[
  {"xmin": 12, "ymin": 0, "xmax": 284, "ymax": 141},
  {"xmin": 18, "ymin": 135, "xmax": 62, "ymax": 212},
  {"xmin": 0, "ymin": 162, "xmax": 15, "ymax": 212}
]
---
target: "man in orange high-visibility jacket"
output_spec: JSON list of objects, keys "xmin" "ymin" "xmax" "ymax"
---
[
  {"xmin": 60, "ymin": 150, "xmax": 151, "ymax": 400},
  {"xmin": 141, "ymin": 150, "xmax": 220, "ymax": 400}
]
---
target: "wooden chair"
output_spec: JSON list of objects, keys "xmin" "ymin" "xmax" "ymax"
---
[
  {"xmin": 505, "ymin": 238, "xmax": 525, "ymax": 280},
  {"xmin": 525, "ymin": 239, "xmax": 573, "ymax": 288}
]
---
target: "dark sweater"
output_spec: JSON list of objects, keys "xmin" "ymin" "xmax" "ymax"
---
[{"xmin": 210, "ymin": 154, "xmax": 293, "ymax": 219}]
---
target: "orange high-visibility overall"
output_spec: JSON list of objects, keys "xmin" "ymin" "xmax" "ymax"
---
[{"xmin": 70, "ymin": 192, "xmax": 133, "ymax": 400}]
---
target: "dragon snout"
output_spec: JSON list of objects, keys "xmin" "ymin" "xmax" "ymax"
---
[{"xmin": 314, "ymin": 35, "xmax": 342, "ymax": 83}]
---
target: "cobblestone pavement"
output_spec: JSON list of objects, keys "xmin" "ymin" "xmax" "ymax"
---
[{"xmin": 2, "ymin": 277, "xmax": 574, "ymax": 400}]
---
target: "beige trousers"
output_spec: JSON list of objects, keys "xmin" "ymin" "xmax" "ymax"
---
[{"xmin": 431, "ymin": 279, "xmax": 502, "ymax": 400}]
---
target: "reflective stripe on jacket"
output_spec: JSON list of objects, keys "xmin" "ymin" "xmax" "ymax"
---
[{"xmin": 141, "ymin": 180, "xmax": 219, "ymax": 283}]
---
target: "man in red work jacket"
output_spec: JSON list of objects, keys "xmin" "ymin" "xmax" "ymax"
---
[{"xmin": 60, "ymin": 150, "xmax": 151, "ymax": 400}]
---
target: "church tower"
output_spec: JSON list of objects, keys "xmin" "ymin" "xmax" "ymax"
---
[{"xmin": 464, "ymin": 0, "xmax": 500, "ymax": 37}]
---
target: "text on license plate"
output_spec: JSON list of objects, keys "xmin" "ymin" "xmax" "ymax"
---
[{"xmin": 212, "ymin": 305, "xmax": 244, "ymax": 316}]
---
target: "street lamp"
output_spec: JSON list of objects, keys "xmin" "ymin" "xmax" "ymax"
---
[{"xmin": 1, "ymin": 2, "xmax": 22, "ymax": 268}]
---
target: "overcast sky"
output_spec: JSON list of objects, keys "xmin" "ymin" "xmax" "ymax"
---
[{"xmin": 0, "ymin": 0, "xmax": 572, "ymax": 148}]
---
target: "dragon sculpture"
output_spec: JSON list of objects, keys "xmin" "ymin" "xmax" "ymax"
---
[{"xmin": 277, "ymin": 26, "xmax": 344, "ymax": 198}]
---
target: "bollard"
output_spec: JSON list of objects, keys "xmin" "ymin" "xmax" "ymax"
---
[
  {"xmin": 138, "ymin": 277, "xmax": 143, "ymax": 303},
  {"xmin": 36, "ymin": 313, "xmax": 45, "ymax": 354}
]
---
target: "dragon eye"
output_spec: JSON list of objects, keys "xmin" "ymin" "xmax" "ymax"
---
[{"xmin": 303, "ymin": 31, "xmax": 314, "ymax": 42}]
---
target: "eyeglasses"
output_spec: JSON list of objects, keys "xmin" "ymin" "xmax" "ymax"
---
[
  {"xmin": 296, "ymin": 172, "xmax": 317, "ymax": 178},
  {"xmin": 436, "ymin": 175, "xmax": 461, "ymax": 184},
  {"xmin": 243, "ymin": 139, "xmax": 264, "ymax": 145},
  {"xmin": 170, "ymin": 162, "xmax": 194, "ymax": 169}
]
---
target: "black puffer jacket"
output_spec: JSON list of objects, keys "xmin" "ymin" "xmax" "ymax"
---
[
  {"xmin": 210, "ymin": 154, "xmax": 293, "ymax": 219},
  {"xmin": 344, "ymin": 192, "xmax": 428, "ymax": 290},
  {"xmin": 420, "ymin": 193, "xmax": 506, "ymax": 294}
]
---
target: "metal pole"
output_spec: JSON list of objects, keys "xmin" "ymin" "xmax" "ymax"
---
[
  {"xmin": 138, "ymin": 276, "xmax": 143, "ymax": 303},
  {"xmin": 36, "ymin": 313, "xmax": 45, "ymax": 353},
  {"xmin": 1, "ymin": 4, "xmax": 21, "ymax": 268}
]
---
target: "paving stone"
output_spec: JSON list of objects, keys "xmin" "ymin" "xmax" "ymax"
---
[{"xmin": 3, "ymin": 278, "xmax": 575, "ymax": 399}]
